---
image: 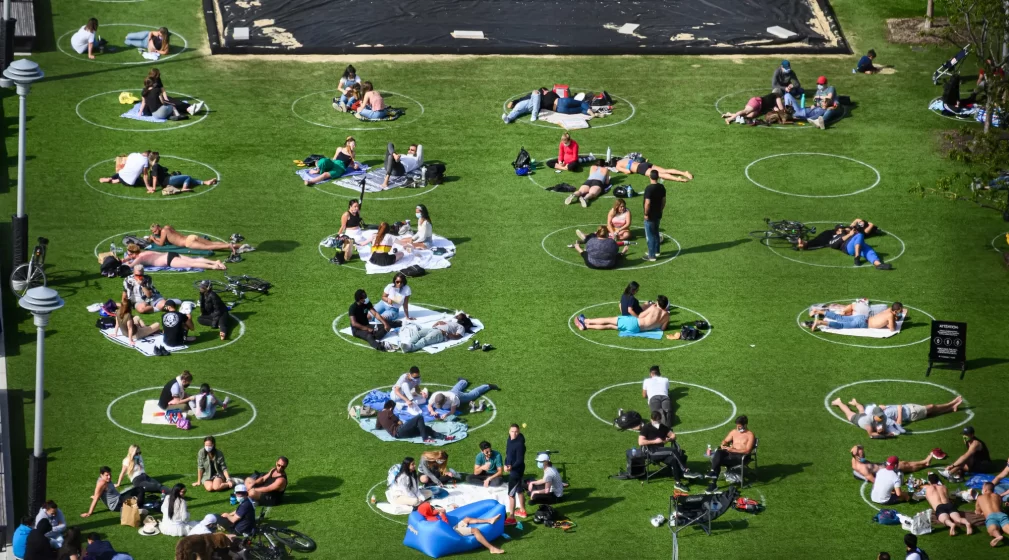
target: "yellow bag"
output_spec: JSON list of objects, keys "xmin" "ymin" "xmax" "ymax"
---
[
  {"xmin": 118, "ymin": 91, "xmax": 140, "ymax": 105},
  {"xmin": 120, "ymin": 496, "xmax": 141, "ymax": 527}
]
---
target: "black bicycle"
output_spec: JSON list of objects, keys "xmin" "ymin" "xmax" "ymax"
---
[
  {"xmin": 10, "ymin": 237, "xmax": 48, "ymax": 296},
  {"xmin": 748, "ymin": 218, "xmax": 815, "ymax": 243},
  {"xmin": 242, "ymin": 507, "xmax": 316, "ymax": 560},
  {"xmin": 193, "ymin": 274, "xmax": 271, "ymax": 302}
]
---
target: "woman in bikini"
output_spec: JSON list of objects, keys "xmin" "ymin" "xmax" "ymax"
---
[
  {"xmin": 114, "ymin": 291, "xmax": 161, "ymax": 346},
  {"xmin": 564, "ymin": 159, "xmax": 611, "ymax": 207},
  {"xmin": 606, "ymin": 198, "xmax": 632, "ymax": 241},
  {"xmin": 122, "ymin": 243, "xmax": 227, "ymax": 270},
  {"xmin": 614, "ymin": 155, "xmax": 692, "ymax": 183},
  {"xmin": 368, "ymin": 222, "xmax": 406, "ymax": 266},
  {"xmin": 304, "ymin": 136, "xmax": 360, "ymax": 186}
]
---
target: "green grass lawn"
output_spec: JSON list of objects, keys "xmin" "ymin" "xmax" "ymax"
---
[{"xmin": 3, "ymin": 0, "xmax": 1009, "ymax": 558}]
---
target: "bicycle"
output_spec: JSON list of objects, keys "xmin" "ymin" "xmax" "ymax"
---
[
  {"xmin": 241, "ymin": 507, "xmax": 316, "ymax": 560},
  {"xmin": 748, "ymin": 218, "xmax": 815, "ymax": 244},
  {"xmin": 10, "ymin": 237, "xmax": 48, "ymax": 296},
  {"xmin": 193, "ymin": 274, "xmax": 271, "ymax": 302}
]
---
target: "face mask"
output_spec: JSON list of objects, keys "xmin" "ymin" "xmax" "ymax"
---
[
  {"xmin": 415, "ymin": 213, "xmax": 422, "ymax": 219},
  {"xmin": 651, "ymin": 421, "xmax": 660, "ymax": 428},
  {"xmin": 737, "ymin": 427, "xmax": 745, "ymax": 433},
  {"xmin": 363, "ymin": 298, "xmax": 370, "ymax": 304},
  {"xmin": 204, "ymin": 446, "xmax": 213, "ymax": 453},
  {"xmin": 236, "ymin": 497, "xmax": 245, "ymax": 504}
]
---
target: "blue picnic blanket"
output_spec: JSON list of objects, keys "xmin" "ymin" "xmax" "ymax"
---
[
  {"xmin": 121, "ymin": 103, "xmax": 167, "ymax": 123},
  {"xmin": 357, "ymin": 417, "xmax": 467, "ymax": 446},
  {"xmin": 966, "ymin": 474, "xmax": 1000, "ymax": 489},
  {"xmin": 361, "ymin": 390, "xmax": 452, "ymax": 423},
  {"xmin": 296, "ymin": 164, "xmax": 369, "ymax": 184},
  {"xmin": 619, "ymin": 330, "xmax": 664, "ymax": 339}
]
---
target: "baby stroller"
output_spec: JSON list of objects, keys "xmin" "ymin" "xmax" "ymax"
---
[{"xmin": 933, "ymin": 44, "xmax": 971, "ymax": 85}]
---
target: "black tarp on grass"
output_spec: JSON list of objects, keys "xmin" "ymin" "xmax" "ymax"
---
[{"xmin": 205, "ymin": 0, "xmax": 850, "ymax": 56}]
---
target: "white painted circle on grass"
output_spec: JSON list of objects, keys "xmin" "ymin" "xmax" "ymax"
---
[
  {"xmin": 76, "ymin": 90, "xmax": 210, "ymax": 132},
  {"xmin": 760, "ymin": 222, "xmax": 905, "ymax": 268},
  {"xmin": 106, "ymin": 387, "xmax": 257, "ymax": 440},
  {"xmin": 859, "ymin": 482, "xmax": 880, "ymax": 511},
  {"xmin": 795, "ymin": 300, "xmax": 934, "ymax": 349},
  {"xmin": 991, "ymin": 232, "xmax": 1008, "ymax": 253},
  {"xmin": 823, "ymin": 379, "xmax": 972, "ymax": 434},
  {"xmin": 745, "ymin": 153, "xmax": 880, "ymax": 198},
  {"xmin": 587, "ymin": 380, "xmax": 736, "ymax": 435},
  {"xmin": 542, "ymin": 224, "xmax": 680, "ymax": 270},
  {"xmin": 317, "ymin": 233, "xmax": 365, "ymax": 271},
  {"xmin": 84, "ymin": 156, "xmax": 220, "ymax": 200},
  {"xmin": 366, "ymin": 480, "xmax": 408, "ymax": 524},
  {"xmin": 927, "ymin": 97, "xmax": 981, "ymax": 124},
  {"xmin": 291, "ymin": 90, "xmax": 425, "ymax": 131},
  {"xmin": 501, "ymin": 89, "xmax": 636, "ymax": 129},
  {"xmin": 568, "ymin": 302, "xmax": 712, "ymax": 352},
  {"xmin": 713, "ymin": 88, "xmax": 813, "ymax": 131},
  {"xmin": 58, "ymin": 24, "xmax": 187, "ymax": 65},
  {"xmin": 309, "ymin": 154, "xmax": 439, "ymax": 201},
  {"xmin": 94, "ymin": 229, "xmax": 228, "ymax": 273},
  {"xmin": 332, "ymin": 302, "xmax": 461, "ymax": 351},
  {"xmin": 347, "ymin": 383, "xmax": 497, "ymax": 433}
]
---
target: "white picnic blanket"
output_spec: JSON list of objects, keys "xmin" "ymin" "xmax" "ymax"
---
[
  {"xmin": 340, "ymin": 304, "xmax": 483, "ymax": 354},
  {"xmin": 539, "ymin": 109, "xmax": 591, "ymax": 129},
  {"xmin": 376, "ymin": 483, "xmax": 508, "ymax": 516},
  {"xmin": 813, "ymin": 303, "xmax": 906, "ymax": 338},
  {"xmin": 141, "ymin": 399, "xmax": 186, "ymax": 425},
  {"xmin": 333, "ymin": 230, "xmax": 455, "ymax": 274},
  {"xmin": 101, "ymin": 327, "xmax": 189, "ymax": 355}
]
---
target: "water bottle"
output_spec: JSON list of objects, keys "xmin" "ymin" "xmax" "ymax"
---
[
  {"xmin": 800, "ymin": 94, "xmax": 805, "ymax": 108},
  {"xmin": 605, "ymin": 147, "xmax": 612, "ymax": 162},
  {"xmin": 110, "ymin": 243, "xmax": 117, "ymax": 255},
  {"xmin": 706, "ymin": 444, "xmax": 712, "ymax": 458}
]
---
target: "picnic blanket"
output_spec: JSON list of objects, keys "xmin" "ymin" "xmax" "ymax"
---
[
  {"xmin": 619, "ymin": 330, "xmax": 664, "ymax": 339},
  {"xmin": 340, "ymin": 304, "xmax": 483, "ymax": 354},
  {"xmin": 353, "ymin": 107, "xmax": 405, "ymax": 122},
  {"xmin": 101, "ymin": 327, "xmax": 189, "ymax": 356},
  {"xmin": 357, "ymin": 416, "xmax": 467, "ymax": 446},
  {"xmin": 360, "ymin": 390, "xmax": 456, "ymax": 423},
  {"xmin": 377, "ymin": 481, "xmax": 509, "ymax": 516},
  {"xmin": 121, "ymin": 103, "xmax": 167, "ymax": 123},
  {"xmin": 357, "ymin": 235, "xmax": 455, "ymax": 275},
  {"xmin": 141, "ymin": 399, "xmax": 186, "ymax": 425},
  {"xmin": 928, "ymin": 97, "xmax": 978, "ymax": 120},
  {"xmin": 811, "ymin": 303, "xmax": 906, "ymax": 338},
  {"xmin": 296, "ymin": 163, "xmax": 370, "ymax": 184},
  {"xmin": 538, "ymin": 109, "xmax": 592, "ymax": 130},
  {"xmin": 334, "ymin": 168, "xmax": 422, "ymax": 193}
]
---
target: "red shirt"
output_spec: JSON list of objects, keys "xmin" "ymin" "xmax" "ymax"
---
[{"xmin": 558, "ymin": 140, "xmax": 579, "ymax": 166}]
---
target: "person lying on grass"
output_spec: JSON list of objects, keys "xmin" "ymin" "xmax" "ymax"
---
[
  {"xmin": 869, "ymin": 456, "xmax": 910, "ymax": 505},
  {"xmin": 427, "ymin": 379, "xmax": 500, "ymax": 420},
  {"xmin": 123, "ymin": 243, "xmax": 228, "ymax": 270},
  {"xmin": 807, "ymin": 300, "xmax": 904, "ymax": 332},
  {"xmin": 576, "ymin": 295, "xmax": 670, "ymax": 334},
  {"xmin": 607, "ymin": 198, "xmax": 632, "ymax": 240},
  {"xmin": 197, "ymin": 280, "xmax": 230, "ymax": 340},
  {"xmin": 99, "ymin": 152, "xmax": 154, "ymax": 191},
  {"xmin": 570, "ymin": 226, "xmax": 628, "ymax": 270},
  {"xmin": 304, "ymin": 136, "xmax": 361, "ymax": 185},
  {"xmin": 392, "ymin": 313, "xmax": 475, "ymax": 353},
  {"xmin": 417, "ymin": 502, "xmax": 505, "ymax": 555},
  {"xmin": 149, "ymin": 224, "xmax": 241, "ymax": 256},
  {"xmin": 114, "ymin": 291, "xmax": 161, "ymax": 346},
  {"xmin": 381, "ymin": 143, "xmax": 422, "ymax": 189},
  {"xmin": 830, "ymin": 399, "xmax": 887, "ymax": 438},
  {"xmin": 123, "ymin": 27, "xmax": 170, "ymax": 55},
  {"xmin": 847, "ymin": 396, "xmax": 964, "ymax": 435},
  {"xmin": 977, "ymin": 483, "xmax": 1009, "ymax": 547},
  {"xmin": 148, "ymin": 152, "xmax": 218, "ymax": 194},
  {"xmin": 944, "ymin": 425, "xmax": 995, "ymax": 479},
  {"xmin": 794, "ymin": 219, "xmax": 891, "ymax": 270},
  {"xmin": 613, "ymin": 154, "xmax": 692, "ymax": 183},
  {"xmin": 924, "ymin": 472, "xmax": 974, "ymax": 536},
  {"xmin": 850, "ymin": 444, "xmax": 944, "ymax": 483},
  {"xmin": 503, "ymin": 87, "xmax": 547, "ymax": 123},
  {"xmin": 379, "ymin": 402, "xmax": 454, "ymax": 443},
  {"xmin": 722, "ymin": 92, "xmax": 784, "ymax": 124},
  {"xmin": 195, "ymin": 436, "xmax": 235, "ymax": 492},
  {"xmin": 244, "ymin": 456, "xmax": 289, "ymax": 506},
  {"xmin": 564, "ymin": 159, "xmax": 612, "ymax": 207}
]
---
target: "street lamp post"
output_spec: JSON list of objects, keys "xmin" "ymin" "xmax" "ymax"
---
[
  {"xmin": 17, "ymin": 286, "xmax": 64, "ymax": 514},
  {"xmin": 1, "ymin": 58, "xmax": 43, "ymax": 267}
]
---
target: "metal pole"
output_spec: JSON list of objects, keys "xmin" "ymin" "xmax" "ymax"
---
[
  {"xmin": 32, "ymin": 313, "xmax": 47, "ymax": 456},
  {"xmin": 16, "ymin": 89, "xmax": 26, "ymax": 217},
  {"xmin": 3, "ymin": 0, "xmax": 10, "ymax": 23}
]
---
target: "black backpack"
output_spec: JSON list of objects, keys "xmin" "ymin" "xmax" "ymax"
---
[
  {"xmin": 100, "ymin": 256, "xmax": 130, "ymax": 278},
  {"xmin": 533, "ymin": 505, "xmax": 559, "ymax": 525},
  {"xmin": 513, "ymin": 147, "xmax": 531, "ymax": 169},
  {"xmin": 679, "ymin": 325, "xmax": 700, "ymax": 340},
  {"xmin": 614, "ymin": 410, "xmax": 643, "ymax": 431},
  {"xmin": 95, "ymin": 316, "xmax": 116, "ymax": 329},
  {"xmin": 591, "ymin": 91, "xmax": 613, "ymax": 107}
]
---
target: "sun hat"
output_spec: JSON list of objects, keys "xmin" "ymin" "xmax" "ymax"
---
[
  {"xmin": 885, "ymin": 456, "xmax": 899, "ymax": 470},
  {"xmin": 138, "ymin": 515, "xmax": 161, "ymax": 536}
]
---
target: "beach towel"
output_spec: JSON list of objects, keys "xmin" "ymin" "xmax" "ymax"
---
[
  {"xmin": 538, "ymin": 109, "xmax": 592, "ymax": 129},
  {"xmin": 618, "ymin": 330, "xmax": 664, "ymax": 339},
  {"xmin": 143, "ymin": 243, "xmax": 213, "ymax": 257},
  {"xmin": 966, "ymin": 474, "xmax": 1000, "ymax": 489},
  {"xmin": 143, "ymin": 266, "xmax": 205, "ymax": 273},
  {"xmin": 121, "ymin": 104, "xmax": 167, "ymax": 123},
  {"xmin": 354, "ymin": 107, "xmax": 405, "ymax": 122},
  {"xmin": 340, "ymin": 304, "xmax": 483, "ymax": 354},
  {"xmin": 333, "ymin": 230, "xmax": 456, "ymax": 275},
  {"xmin": 811, "ymin": 303, "xmax": 906, "ymax": 338},
  {"xmin": 334, "ymin": 167, "xmax": 422, "ymax": 193},
  {"xmin": 101, "ymin": 327, "xmax": 189, "ymax": 356},
  {"xmin": 296, "ymin": 164, "xmax": 369, "ymax": 184},
  {"xmin": 376, "ymin": 483, "xmax": 508, "ymax": 516},
  {"xmin": 928, "ymin": 97, "xmax": 978, "ymax": 120},
  {"xmin": 357, "ymin": 416, "xmax": 467, "ymax": 446},
  {"xmin": 359, "ymin": 390, "xmax": 455, "ymax": 423},
  {"xmin": 141, "ymin": 399, "xmax": 186, "ymax": 425}
]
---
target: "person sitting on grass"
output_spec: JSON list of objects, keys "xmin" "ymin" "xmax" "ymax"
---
[
  {"xmin": 122, "ymin": 243, "xmax": 228, "ymax": 270},
  {"xmin": 570, "ymin": 226, "xmax": 627, "ymax": 270},
  {"xmin": 722, "ymin": 92, "xmax": 785, "ymax": 124},
  {"xmin": 139, "ymin": 78, "xmax": 189, "ymax": 121},
  {"xmin": 219, "ymin": 484, "xmax": 255, "ymax": 537},
  {"xmin": 160, "ymin": 484, "xmax": 195, "ymax": 537},
  {"xmin": 704, "ymin": 415, "xmax": 756, "ymax": 492},
  {"xmin": 149, "ymin": 224, "xmax": 240, "ymax": 256},
  {"xmin": 396, "ymin": 205, "xmax": 435, "ymax": 249},
  {"xmin": 620, "ymin": 281, "xmax": 646, "ymax": 317},
  {"xmin": 794, "ymin": 220, "xmax": 891, "ymax": 270},
  {"xmin": 576, "ymin": 295, "xmax": 670, "ymax": 334},
  {"xmin": 944, "ymin": 425, "xmax": 995, "ymax": 478},
  {"xmin": 527, "ymin": 454, "xmax": 565, "ymax": 505},
  {"xmin": 12, "ymin": 515, "xmax": 31, "ymax": 560},
  {"xmin": 392, "ymin": 367, "xmax": 423, "ymax": 406},
  {"xmin": 368, "ymin": 222, "xmax": 407, "ymax": 267},
  {"xmin": 546, "ymin": 133, "xmax": 581, "ymax": 172},
  {"xmin": 304, "ymin": 136, "xmax": 360, "ymax": 185},
  {"xmin": 244, "ymin": 456, "xmax": 289, "ymax": 506},
  {"xmin": 349, "ymin": 289, "xmax": 393, "ymax": 351},
  {"xmin": 116, "ymin": 445, "xmax": 169, "ymax": 501},
  {"xmin": 71, "ymin": 18, "xmax": 105, "ymax": 59},
  {"xmin": 378, "ymin": 401, "xmax": 453, "ymax": 443},
  {"xmin": 334, "ymin": 65, "xmax": 362, "ymax": 112},
  {"xmin": 389, "ymin": 457, "xmax": 434, "ymax": 506},
  {"xmin": 380, "ymin": 143, "xmax": 422, "ymax": 189},
  {"xmin": 427, "ymin": 378, "xmax": 499, "ymax": 420},
  {"xmin": 194, "ymin": 436, "xmax": 235, "ymax": 493},
  {"xmin": 903, "ymin": 535, "xmax": 929, "ymax": 559},
  {"xmin": 99, "ymin": 152, "xmax": 154, "ymax": 191},
  {"xmin": 34, "ymin": 500, "xmax": 66, "ymax": 549},
  {"xmin": 25, "ymin": 518, "xmax": 57, "ymax": 560},
  {"xmin": 614, "ymin": 155, "xmax": 693, "ymax": 183},
  {"xmin": 417, "ymin": 502, "xmax": 505, "ymax": 555},
  {"xmin": 124, "ymin": 27, "xmax": 170, "ymax": 55},
  {"xmin": 857, "ymin": 49, "xmax": 879, "ymax": 74},
  {"xmin": 418, "ymin": 451, "xmax": 458, "ymax": 487},
  {"xmin": 869, "ymin": 456, "xmax": 910, "ymax": 505},
  {"xmin": 924, "ymin": 472, "xmax": 973, "ymax": 536},
  {"xmin": 196, "ymin": 280, "xmax": 230, "ymax": 341},
  {"xmin": 158, "ymin": 370, "xmax": 194, "ymax": 411},
  {"xmin": 606, "ymin": 198, "xmax": 632, "ymax": 240},
  {"xmin": 331, "ymin": 199, "xmax": 365, "ymax": 265},
  {"xmin": 850, "ymin": 444, "xmax": 944, "ymax": 482},
  {"xmin": 977, "ymin": 482, "xmax": 1009, "ymax": 547},
  {"xmin": 785, "ymin": 75, "xmax": 841, "ymax": 129},
  {"xmin": 771, "ymin": 60, "xmax": 802, "ymax": 97},
  {"xmin": 189, "ymin": 383, "xmax": 230, "ymax": 420},
  {"xmin": 564, "ymin": 159, "xmax": 612, "ymax": 207},
  {"xmin": 359, "ymin": 82, "xmax": 388, "ymax": 120},
  {"xmin": 394, "ymin": 313, "xmax": 474, "ymax": 353},
  {"xmin": 114, "ymin": 291, "xmax": 160, "ymax": 346},
  {"xmin": 161, "ymin": 299, "xmax": 196, "ymax": 346},
  {"xmin": 807, "ymin": 301, "xmax": 904, "ymax": 332},
  {"xmin": 639, "ymin": 411, "xmax": 690, "ymax": 493},
  {"xmin": 373, "ymin": 272, "xmax": 414, "ymax": 323},
  {"xmin": 81, "ymin": 466, "xmax": 146, "ymax": 518},
  {"xmin": 57, "ymin": 528, "xmax": 82, "ymax": 560},
  {"xmin": 468, "ymin": 441, "xmax": 504, "ymax": 487}
]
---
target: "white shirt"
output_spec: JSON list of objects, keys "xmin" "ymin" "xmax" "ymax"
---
[
  {"xmin": 400, "ymin": 154, "xmax": 420, "ymax": 174},
  {"xmin": 118, "ymin": 153, "xmax": 149, "ymax": 186},
  {"xmin": 870, "ymin": 468, "xmax": 902, "ymax": 503},
  {"xmin": 394, "ymin": 373, "xmax": 421, "ymax": 402},
  {"xmin": 642, "ymin": 376, "xmax": 670, "ymax": 400},
  {"xmin": 437, "ymin": 320, "xmax": 465, "ymax": 337},
  {"xmin": 544, "ymin": 466, "xmax": 564, "ymax": 497},
  {"xmin": 430, "ymin": 390, "xmax": 460, "ymax": 409},
  {"xmin": 414, "ymin": 220, "xmax": 433, "ymax": 244},
  {"xmin": 122, "ymin": 455, "xmax": 146, "ymax": 480},
  {"xmin": 382, "ymin": 283, "xmax": 412, "ymax": 309},
  {"xmin": 71, "ymin": 26, "xmax": 96, "ymax": 54}
]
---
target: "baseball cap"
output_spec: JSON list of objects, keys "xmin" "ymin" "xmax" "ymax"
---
[
  {"xmin": 885, "ymin": 456, "xmax": 899, "ymax": 470},
  {"xmin": 234, "ymin": 484, "xmax": 248, "ymax": 494},
  {"xmin": 817, "ymin": 76, "xmax": 827, "ymax": 85},
  {"xmin": 962, "ymin": 425, "xmax": 975, "ymax": 436},
  {"xmin": 536, "ymin": 453, "xmax": 550, "ymax": 462},
  {"xmin": 781, "ymin": 60, "xmax": 790, "ymax": 69}
]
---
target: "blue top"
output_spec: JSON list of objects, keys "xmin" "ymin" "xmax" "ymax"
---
[
  {"xmin": 856, "ymin": 55, "xmax": 873, "ymax": 72},
  {"xmin": 12, "ymin": 523, "xmax": 31, "ymax": 558},
  {"xmin": 234, "ymin": 499, "xmax": 256, "ymax": 536},
  {"xmin": 475, "ymin": 450, "xmax": 503, "ymax": 475}
]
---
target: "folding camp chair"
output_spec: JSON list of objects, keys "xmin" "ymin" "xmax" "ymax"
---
[
  {"xmin": 723, "ymin": 438, "xmax": 759, "ymax": 488},
  {"xmin": 933, "ymin": 45, "xmax": 971, "ymax": 85}
]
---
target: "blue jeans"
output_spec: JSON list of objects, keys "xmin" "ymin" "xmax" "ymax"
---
[
  {"xmin": 450, "ymin": 380, "xmax": 490, "ymax": 404},
  {"xmin": 824, "ymin": 310, "xmax": 868, "ymax": 329},
  {"xmin": 643, "ymin": 220, "xmax": 660, "ymax": 258},
  {"xmin": 373, "ymin": 300, "xmax": 401, "ymax": 322},
  {"xmin": 556, "ymin": 97, "xmax": 591, "ymax": 115},
  {"xmin": 167, "ymin": 175, "xmax": 202, "ymax": 188},
  {"xmin": 845, "ymin": 233, "xmax": 879, "ymax": 264},
  {"xmin": 505, "ymin": 91, "xmax": 541, "ymax": 123},
  {"xmin": 358, "ymin": 107, "xmax": 388, "ymax": 119},
  {"xmin": 151, "ymin": 105, "xmax": 174, "ymax": 119},
  {"xmin": 124, "ymin": 31, "xmax": 151, "ymax": 48},
  {"xmin": 783, "ymin": 93, "xmax": 801, "ymax": 111}
]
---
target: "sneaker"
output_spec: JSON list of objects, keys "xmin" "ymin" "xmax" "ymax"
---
[
  {"xmin": 329, "ymin": 256, "xmax": 343, "ymax": 265},
  {"xmin": 812, "ymin": 116, "xmax": 826, "ymax": 129},
  {"xmin": 575, "ymin": 229, "xmax": 587, "ymax": 241},
  {"xmin": 192, "ymin": 101, "xmax": 205, "ymax": 114},
  {"xmin": 230, "ymin": 233, "xmax": 245, "ymax": 244},
  {"xmin": 642, "ymin": 255, "xmax": 657, "ymax": 262},
  {"xmin": 501, "ymin": 112, "xmax": 508, "ymax": 124},
  {"xmin": 704, "ymin": 482, "xmax": 718, "ymax": 494},
  {"xmin": 168, "ymin": 115, "xmax": 182, "ymax": 121},
  {"xmin": 504, "ymin": 517, "xmax": 518, "ymax": 526},
  {"xmin": 683, "ymin": 470, "xmax": 704, "ymax": 480},
  {"xmin": 221, "ymin": 397, "xmax": 231, "ymax": 409},
  {"xmin": 674, "ymin": 482, "xmax": 689, "ymax": 493},
  {"xmin": 931, "ymin": 448, "xmax": 948, "ymax": 460},
  {"xmin": 225, "ymin": 254, "xmax": 242, "ymax": 263},
  {"xmin": 514, "ymin": 509, "xmax": 528, "ymax": 518},
  {"xmin": 332, "ymin": 99, "xmax": 340, "ymax": 110},
  {"xmin": 468, "ymin": 339, "xmax": 481, "ymax": 351},
  {"xmin": 579, "ymin": 196, "xmax": 588, "ymax": 208},
  {"xmin": 444, "ymin": 436, "xmax": 456, "ymax": 442},
  {"xmin": 564, "ymin": 194, "xmax": 577, "ymax": 205},
  {"xmin": 339, "ymin": 101, "xmax": 347, "ymax": 113},
  {"xmin": 704, "ymin": 471, "xmax": 718, "ymax": 480},
  {"xmin": 875, "ymin": 263, "xmax": 892, "ymax": 270},
  {"xmin": 853, "ymin": 256, "xmax": 862, "ymax": 266},
  {"xmin": 938, "ymin": 468, "xmax": 951, "ymax": 479},
  {"xmin": 482, "ymin": 343, "xmax": 495, "ymax": 352},
  {"xmin": 488, "ymin": 384, "xmax": 500, "ymax": 391}
]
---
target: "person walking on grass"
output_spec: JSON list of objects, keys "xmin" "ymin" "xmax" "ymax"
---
[{"xmin": 504, "ymin": 424, "xmax": 528, "ymax": 526}]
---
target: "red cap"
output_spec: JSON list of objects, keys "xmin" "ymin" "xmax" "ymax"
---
[
  {"xmin": 885, "ymin": 456, "xmax": 899, "ymax": 470},
  {"xmin": 417, "ymin": 502, "xmax": 439, "ymax": 521},
  {"xmin": 817, "ymin": 76, "xmax": 827, "ymax": 85}
]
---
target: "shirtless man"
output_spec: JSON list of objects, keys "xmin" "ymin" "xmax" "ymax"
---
[
  {"xmin": 613, "ymin": 155, "xmax": 693, "ymax": 183},
  {"xmin": 850, "ymin": 445, "xmax": 943, "ymax": 482},
  {"xmin": 924, "ymin": 472, "xmax": 973, "ymax": 536},
  {"xmin": 149, "ymin": 223, "xmax": 239, "ymax": 255},
  {"xmin": 576, "ymin": 295, "xmax": 670, "ymax": 334},
  {"xmin": 977, "ymin": 482, "xmax": 1009, "ymax": 547},
  {"xmin": 705, "ymin": 415, "xmax": 756, "ymax": 492},
  {"xmin": 809, "ymin": 300, "xmax": 904, "ymax": 332},
  {"xmin": 123, "ymin": 244, "xmax": 227, "ymax": 270},
  {"xmin": 844, "ymin": 396, "xmax": 963, "ymax": 436}
]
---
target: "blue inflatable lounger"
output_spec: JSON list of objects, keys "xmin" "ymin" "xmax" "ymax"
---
[{"xmin": 404, "ymin": 499, "xmax": 506, "ymax": 558}]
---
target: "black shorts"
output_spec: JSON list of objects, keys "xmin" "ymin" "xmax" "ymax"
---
[
  {"xmin": 635, "ymin": 162, "xmax": 653, "ymax": 176},
  {"xmin": 507, "ymin": 470, "xmax": 525, "ymax": 497},
  {"xmin": 257, "ymin": 491, "xmax": 284, "ymax": 507},
  {"xmin": 935, "ymin": 502, "xmax": 958, "ymax": 517},
  {"xmin": 967, "ymin": 458, "xmax": 996, "ymax": 473},
  {"xmin": 584, "ymin": 179, "xmax": 605, "ymax": 189},
  {"xmin": 166, "ymin": 251, "xmax": 180, "ymax": 267},
  {"xmin": 879, "ymin": 493, "xmax": 902, "ymax": 506},
  {"xmin": 370, "ymin": 252, "xmax": 396, "ymax": 266}
]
